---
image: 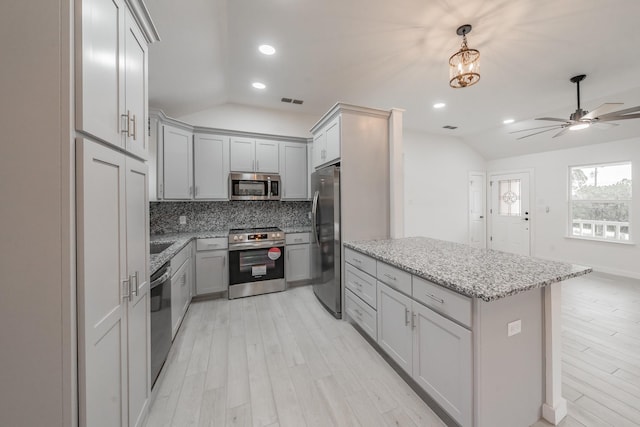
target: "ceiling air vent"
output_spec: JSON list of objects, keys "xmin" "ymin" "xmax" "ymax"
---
[
  {"xmin": 442, "ymin": 125, "xmax": 458, "ymax": 130},
  {"xmin": 281, "ymin": 97, "xmax": 304, "ymax": 105}
]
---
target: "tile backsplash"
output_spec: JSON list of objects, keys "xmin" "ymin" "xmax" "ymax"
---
[{"xmin": 150, "ymin": 201, "xmax": 312, "ymax": 234}]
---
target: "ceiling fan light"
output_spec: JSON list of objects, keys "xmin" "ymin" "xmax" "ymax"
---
[
  {"xmin": 449, "ymin": 25, "xmax": 480, "ymax": 89},
  {"xmin": 569, "ymin": 123, "xmax": 590, "ymax": 131}
]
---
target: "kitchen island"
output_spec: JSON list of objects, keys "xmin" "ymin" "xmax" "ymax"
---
[{"xmin": 343, "ymin": 237, "xmax": 591, "ymax": 427}]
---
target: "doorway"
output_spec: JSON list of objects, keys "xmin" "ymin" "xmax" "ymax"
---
[
  {"xmin": 468, "ymin": 172, "xmax": 486, "ymax": 248},
  {"xmin": 489, "ymin": 171, "xmax": 531, "ymax": 256}
]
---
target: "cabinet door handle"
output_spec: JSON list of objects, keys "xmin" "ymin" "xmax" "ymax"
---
[
  {"xmin": 412, "ymin": 313, "xmax": 417, "ymax": 329},
  {"xmin": 122, "ymin": 278, "xmax": 131, "ymax": 302},
  {"xmin": 131, "ymin": 114, "xmax": 137, "ymax": 141},
  {"xmin": 189, "ymin": 186, "xmax": 193, "ymax": 196},
  {"xmin": 352, "ymin": 258, "xmax": 362, "ymax": 265},
  {"xmin": 384, "ymin": 273, "xmax": 397, "ymax": 281},
  {"xmin": 223, "ymin": 257, "xmax": 226, "ymax": 267},
  {"xmin": 404, "ymin": 308, "xmax": 410, "ymax": 325},
  {"xmin": 121, "ymin": 110, "xmax": 131, "ymax": 136},
  {"xmin": 252, "ymin": 160, "xmax": 255, "ymax": 171},
  {"xmin": 256, "ymin": 160, "xmax": 260, "ymax": 171},
  {"xmin": 195, "ymin": 186, "xmax": 198, "ymax": 196},
  {"xmin": 129, "ymin": 271, "xmax": 139, "ymax": 297},
  {"xmin": 425, "ymin": 293, "xmax": 445, "ymax": 304}
]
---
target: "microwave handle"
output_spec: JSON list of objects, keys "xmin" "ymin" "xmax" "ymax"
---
[
  {"xmin": 267, "ymin": 179, "xmax": 272, "ymax": 197},
  {"xmin": 311, "ymin": 190, "xmax": 320, "ymax": 247}
]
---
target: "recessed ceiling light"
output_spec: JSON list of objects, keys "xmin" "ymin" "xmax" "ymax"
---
[
  {"xmin": 433, "ymin": 103, "xmax": 446, "ymax": 109},
  {"xmin": 252, "ymin": 82, "xmax": 266, "ymax": 89},
  {"xmin": 258, "ymin": 45, "xmax": 276, "ymax": 55},
  {"xmin": 503, "ymin": 119, "xmax": 515, "ymax": 124}
]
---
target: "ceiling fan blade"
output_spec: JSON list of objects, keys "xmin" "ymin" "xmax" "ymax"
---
[
  {"xmin": 582, "ymin": 103, "xmax": 624, "ymax": 120},
  {"xmin": 598, "ymin": 105, "xmax": 640, "ymax": 118},
  {"xmin": 592, "ymin": 122, "xmax": 619, "ymax": 129},
  {"xmin": 509, "ymin": 124, "xmax": 564, "ymax": 134},
  {"xmin": 516, "ymin": 126, "xmax": 564, "ymax": 140},
  {"xmin": 552, "ymin": 128, "xmax": 571, "ymax": 138},
  {"xmin": 597, "ymin": 113, "xmax": 640, "ymax": 121},
  {"xmin": 535, "ymin": 117, "xmax": 572, "ymax": 123}
]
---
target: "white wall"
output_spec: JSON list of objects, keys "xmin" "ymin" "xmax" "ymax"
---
[
  {"xmin": 403, "ymin": 130, "xmax": 486, "ymax": 243},
  {"xmin": 0, "ymin": 1, "xmax": 74, "ymax": 426},
  {"xmin": 177, "ymin": 102, "xmax": 318, "ymax": 138},
  {"xmin": 487, "ymin": 137, "xmax": 640, "ymax": 278}
]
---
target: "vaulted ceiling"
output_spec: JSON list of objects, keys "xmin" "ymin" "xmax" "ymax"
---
[{"xmin": 146, "ymin": 0, "xmax": 640, "ymax": 159}]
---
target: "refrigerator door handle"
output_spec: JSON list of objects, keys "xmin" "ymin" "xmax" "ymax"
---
[{"xmin": 311, "ymin": 190, "xmax": 320, "ymax": 247}]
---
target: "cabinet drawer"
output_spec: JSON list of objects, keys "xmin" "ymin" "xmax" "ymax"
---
[
  {"xmin": 345, "ymin": 289, "xmax": 377, "ymax": 340},
  {"xmin": 196, "ymin": 237, "xmax": 228, "ymax": 251},
  {"xmin": 171, "ymin": 242, "xmax": 192, "ymax": 273},
  {"xmin": 285, "ymin": 232, "xmax": 310, "ymax": 245},
  {"xmin": 344, "ymin": 248, "xmax": 376, "ymax": 277},
  {"xmin": 376, "ymin": 261, "xmax": 412, "ymax": 296},
  {"xmin": 345, "ymin": 263, "xmax": 376, "ymax": 309},
  {"xmin": 412, "ymin": 276, "xmax": 472, "ymax": 328}
]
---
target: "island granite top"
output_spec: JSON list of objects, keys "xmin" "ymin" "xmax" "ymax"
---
[{"xmin": 344, "ymin": 237, "xmax": 592, "ymax": 302}]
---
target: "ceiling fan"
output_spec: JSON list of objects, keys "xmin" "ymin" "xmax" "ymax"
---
[{"xmin": 511, "ymin": 74, "xmax": 640, "ymax": 140}]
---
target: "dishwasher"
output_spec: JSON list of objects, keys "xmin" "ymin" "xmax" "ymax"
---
[{"xmin": 150, "ymin": 262, "xmax": 172, "ymax": 388}]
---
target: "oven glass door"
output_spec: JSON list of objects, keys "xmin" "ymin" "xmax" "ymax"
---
[{"xmin": 229, "ymin": 245, "xmax": 285, "ymax": 285}]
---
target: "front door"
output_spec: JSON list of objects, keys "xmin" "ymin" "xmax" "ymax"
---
[{"xmin": 490, "ymin": 172, "xmax": 531, "ymax": 256}]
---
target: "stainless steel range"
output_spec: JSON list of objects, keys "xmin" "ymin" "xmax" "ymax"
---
[{"xmin": 227, "ymin": 227, "xmax": 286, "ymax": 299}]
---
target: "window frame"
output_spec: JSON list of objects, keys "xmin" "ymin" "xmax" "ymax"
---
[{"xmin": 567, "ymin": 160, "xmax": 633, "ymax": 244}]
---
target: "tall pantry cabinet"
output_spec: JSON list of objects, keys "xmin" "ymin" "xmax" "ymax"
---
[{"xmin": 75, "ymin": 1, "xmax": 158, "ymax": 426}]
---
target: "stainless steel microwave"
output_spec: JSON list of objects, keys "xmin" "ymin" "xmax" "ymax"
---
[{"xmin": 229, "ymin": 173, "xmax": 281, "ymax": 201}]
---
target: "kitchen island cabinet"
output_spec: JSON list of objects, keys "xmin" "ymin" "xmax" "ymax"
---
[{"xmin": 344, "ymin": 237, "xmax": 591, "ymax": 427}]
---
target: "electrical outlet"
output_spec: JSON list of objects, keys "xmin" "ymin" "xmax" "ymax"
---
[
  {"xmin": 179, "ymin": 215, "xmax": 187, "ymax": 225},
  {"xmin": 308, "ymin": 212, "xmax": 312, "ymax": 219},
  {"xmin": 508, "ymin": 319, "xmax": 522, "ymax": 337}
]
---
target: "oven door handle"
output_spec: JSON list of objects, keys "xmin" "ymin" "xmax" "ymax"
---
[
  {"xmin": 311, "ymin": 190, "xmax": 320, "ymax": 247},
  {"xmin": 228, "ymin": 241, "xmax": 285, "ymax": 251}
]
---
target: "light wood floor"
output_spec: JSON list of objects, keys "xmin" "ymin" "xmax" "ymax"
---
[
  {"xmin": 147, "ymin": 272, "xmax": 640, "ymax": 427},
  {"xmin": 146, "ymin": 285, "xmax": 446, "ymax": 427},
  {"xmin": 534, "ymin": 272, "xmax": 640, "ymax": 427}
]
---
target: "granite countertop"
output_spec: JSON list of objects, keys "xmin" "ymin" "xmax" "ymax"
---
[
  {"xmin": 344, "ymin": 237, "xmax": 592, "ymax": 302},
  {"xmin": 150, "ymin": 226, "xmax": 312, "ymax": 275}
]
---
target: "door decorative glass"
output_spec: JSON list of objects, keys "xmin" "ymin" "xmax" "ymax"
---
[{"xmin": 498, "ymin": 179, "xmax": 521, "ymax": 216}]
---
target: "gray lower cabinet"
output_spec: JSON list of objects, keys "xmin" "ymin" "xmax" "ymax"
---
[
  {"xmin": 347, "ymin": 251, "xmax": 473, "ymax": 427},
  {"xmin": 195, "ymin": 238, "xmax": 228, "ymax": 295},
  {"xmin": 376, "ymin": 281, "xmax": 413, "ymax": 375},
  {"xmin": 412, "ymin": 300, "xmax": 472, "ymax": 427},
  {"xmin": 285, "ymin": 233, "xmax": 310, "ymax": 282},
  {"xmin": 171, "ymin": 243, "xmax": 193, "ymax": 339}
]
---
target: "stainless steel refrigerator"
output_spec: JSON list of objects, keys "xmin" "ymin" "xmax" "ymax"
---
[{"xmin": 310, "ymin": 165, "xmax": 341, "ymax": 318}]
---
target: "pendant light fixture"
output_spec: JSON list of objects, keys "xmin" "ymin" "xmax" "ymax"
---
[{"xmin": 449, "ymin": 24, "xmax": 480, "ymax": 88}]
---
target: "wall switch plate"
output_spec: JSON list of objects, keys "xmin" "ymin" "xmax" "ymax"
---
[
  {"xmin": 179, "ymin": 215, "xmax": 187, "ymax": 225},
  {"xmin": 508, "ymin": 319, "xmax": 522, "ymax": 337}
]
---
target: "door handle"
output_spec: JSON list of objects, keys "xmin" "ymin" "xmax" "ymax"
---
[
  {"xmin": 130, "ymin": 114, "xmax": 137, "ymax": 141},
  {"xmin": 311, "ymin": 190, "xmax": 320, "ymax": 247}
]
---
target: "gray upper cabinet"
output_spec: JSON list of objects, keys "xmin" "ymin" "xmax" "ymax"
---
[
  {"xmin": 230, "ymin": 138, "xmax": 279, "ymax": 173},
  {"xmin": 280, "ymin": 143, "xmax": 308, "ymax": 200},
  {"xmin": 76, "ymin": 0, "xmax": 150, "ymax": 158},
  {"xmin": 193, "ymin": 134, "xmax": 229, "ymax": 200},
  {"xmin": 162, "ymin": 125, "xmax": 193, "ymax": 200}
]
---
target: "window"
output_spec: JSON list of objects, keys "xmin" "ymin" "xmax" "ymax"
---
[{"xmin": 569, "ymin": 162, "xmax": 632, "ymax": 242}]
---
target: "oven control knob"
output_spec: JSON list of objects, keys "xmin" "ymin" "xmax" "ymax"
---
[
  {"xmin": 276, "ymin": 233, "xmax": 281, "ymax": 238},
  {"xmin": 233, "ymin": 235, "xmax": 238, "ymax": 241}
]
